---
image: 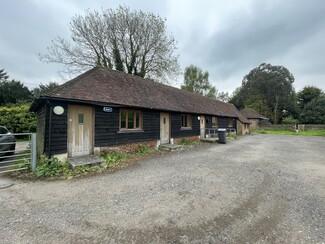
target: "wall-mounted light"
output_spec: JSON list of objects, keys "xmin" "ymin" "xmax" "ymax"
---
[
  {"xmin": 197, "ymin": 116, "xmax": 200, "ymax": 120},
  {"xmin": 53, "ymin": 106, "xmax": 64, "ymax": 115}
]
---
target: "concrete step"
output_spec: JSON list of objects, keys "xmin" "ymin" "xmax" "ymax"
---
[
  {"xmin": 160, "ymin": 144, "xmax": 183, "ymax": 152},
  {"xmin": 69, "ymin": 155, "xmax": 105, "ymax": 168},
  {"xmin": 200, "ymin": 137, "xmax": 219, "ymax": 143}
]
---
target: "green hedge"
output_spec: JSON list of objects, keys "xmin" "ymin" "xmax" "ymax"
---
[{"xmin": 0, "ymin": 104, "xmax": 36, "ymax": 133}]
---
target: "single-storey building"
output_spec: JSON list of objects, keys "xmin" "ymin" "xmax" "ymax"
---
[
  {"xmin": 229, "ymin": 105, "xmax": 251, "ymax": 135},
  {"xmin": 240, "ymin": 108, "xmax": 269, "ymax": 130},
  {"xmin": 31, "ymin": 67, "xmax": 249, "ymax": 161}
]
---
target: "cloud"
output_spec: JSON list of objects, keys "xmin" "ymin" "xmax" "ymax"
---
[{"xmin": 165, "ymin": 0, "xmax": 325, "ymax": 92}]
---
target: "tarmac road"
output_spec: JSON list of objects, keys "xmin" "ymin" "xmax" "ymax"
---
[{"xmin": 0, "ymin": 134, "xmax": 324, "ymax": 243}]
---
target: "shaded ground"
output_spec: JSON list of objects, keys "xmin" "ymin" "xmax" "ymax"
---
[{"xmin": 0, "ymin": 134, "xmax": 324, "ymax": 243}]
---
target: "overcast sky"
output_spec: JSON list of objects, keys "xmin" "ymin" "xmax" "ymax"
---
[{"xmin": 1, "ymin": 0, "xmax": 325, "ymax": 94}]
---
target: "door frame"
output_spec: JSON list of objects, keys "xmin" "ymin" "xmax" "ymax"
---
[
  {"xmin": 160, "ymin": 112, "xmax": 170, "ymax": 144},
  {"xmin": 200, "ymin": 115, "xmax": 206, "ymax": 138},
  {"xmin": 67, "ymin": 104, "xmax": 94, "ymax": 157}
]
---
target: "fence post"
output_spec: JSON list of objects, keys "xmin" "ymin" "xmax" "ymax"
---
[{"xmin": 31, "ymin": 133, "xmax": 37, "ymax": 172}]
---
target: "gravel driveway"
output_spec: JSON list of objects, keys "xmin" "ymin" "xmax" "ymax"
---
[{"xmin": 0, "ymin": 134, "xmax": 324, "ymax": 243}]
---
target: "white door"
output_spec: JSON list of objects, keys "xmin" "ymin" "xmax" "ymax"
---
[
  {"xmin": 200, "ymin": 116, "xmax": 205, "ymax": 138},
  {"xmin": 68, "ymin": 105, "xmax": 93, "ymax": 157},
  {"xmin": 160, "ymin": 112, "xmax": 170, "ymax": 144}
]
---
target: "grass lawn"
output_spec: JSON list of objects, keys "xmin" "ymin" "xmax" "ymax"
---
[{"xmin": 252, "ymin": 129, "xmax": 325, "ymax": 137}]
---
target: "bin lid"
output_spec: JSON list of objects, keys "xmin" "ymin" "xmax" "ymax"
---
[{"xmin": 218, "ymin": 128, "xmax": 227, "ymax": 131}]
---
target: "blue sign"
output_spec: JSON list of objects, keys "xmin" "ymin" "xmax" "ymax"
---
[{"xmin": 103, "ymin": 107, "xmax": 113, "ymax": 112}]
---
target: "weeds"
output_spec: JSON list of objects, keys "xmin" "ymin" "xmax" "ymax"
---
[
  {"xmin": 178, "ymin": 138, "xmax": 191, "ymax": 145},
  {"xmin": 35, "ymin": 156, "xmax": 70, "ymax": 177},
  {"xmin": 102, "ymin": 151, "xmax": 128, "ymax": 168},
  {"xmin": 134, "ymin": 143, "xmax": 151, "ymax": 155}
]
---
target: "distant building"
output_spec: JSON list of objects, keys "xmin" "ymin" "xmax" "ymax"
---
[{"xmin": 240, "ymin": 108, "xmax": 270, "ymax": 130}]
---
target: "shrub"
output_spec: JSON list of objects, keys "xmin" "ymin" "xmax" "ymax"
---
[
  {"xmin": 0, "ymin": 103, "xmax": 36, "ymax": 133},
  {"xmin": 282, "ymin": 115, "xmax": 299, "ymax": 125},
  {"xmin": 35, "ymin": 156, "xmax": 70, "ymax": 177},
  {"xmin": 102, "ymin": 151, "xmax": 127, "ymax": 167},
  {"xmin": 134, "ymin": 143, "xmax": 150, "ymax": 155},
  {"xmin": 178, "ymin": 138, "xmax": 191, "ymax": 145}
]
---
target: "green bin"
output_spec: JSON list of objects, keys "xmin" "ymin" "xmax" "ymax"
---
[{"xmin": 218, "ymin": 129, "xmax": 227, "ymax": 144}]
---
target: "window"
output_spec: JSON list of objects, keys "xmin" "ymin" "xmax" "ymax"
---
[
  {"xmin": 0, "ymin": 127, "xmax": 9, "ymax": 134},
  {"xmin": 228, "ymin": 118, "xmax": 234, "ymax": 127},
  {"xmin": 78, "ymin": 113, "xmax": 84, "ymax": 124},
  {"xmin": 212, "ymin": 116, "xmax": 218, "ymax": 127},
  {"xmin": 181, "ymin": 114, "xmax": 192, "ymax": 128},
  {"xmin": 120, "ymin": 109, "xmax": 142, "ymax": 130}
]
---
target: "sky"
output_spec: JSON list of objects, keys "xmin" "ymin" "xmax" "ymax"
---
[{"xmin": 1, "ymin": 0, "xmax": 325, "ymax": 94}]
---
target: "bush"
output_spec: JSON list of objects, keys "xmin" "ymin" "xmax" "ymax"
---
[
  {"xmin": 102, "ymin": 151, "xmax": 127, "ymax": 167},
  {"xmin": 0, "ymin": 103, "xmax": 36, "ymax": 133},
  {"xmin": 35, "ymin": 156, "xmax": 70, "ymax": 177},
  {"xmin": 134, "ymin": 143, "xmax": 150, "ymax": 155},
  {"xmin": 282, "ymin": 115, "xmax": 299, "ymax": 125},
  {"xmin": 178, "ymin": 138, "xmax": 191, "ymax": 145}
]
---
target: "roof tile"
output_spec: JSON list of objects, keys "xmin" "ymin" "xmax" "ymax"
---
[{"xmin": 44, "ymin": 67, "xmax": 240, "ymax": 118}]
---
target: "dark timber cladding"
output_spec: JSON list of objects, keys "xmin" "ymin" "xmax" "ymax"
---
[
  {"xmin": 95, "ymin": 106, "xmax": 160, "ymax": 146},
  {"xmin": 171, "ymin": 112, "xmax": 200, "ymax": 138},
  {"xmin": 43, "ymin": 101, "xmax": 68, "ymax": 155}
]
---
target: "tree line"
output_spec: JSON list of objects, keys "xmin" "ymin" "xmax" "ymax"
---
[
  {"xmin": 228, "ymin": 63, "xmax": 324, "ymax": 124},
  {"xmin": 0, "ymin": 69, "xmax": 60, "ymax": 133},
  {"xmin": 0, "ymin": 69, "xmax": 59, "ymax": 105},
  {"xmin": 180, "ymin": 63, "xmax": 324, "ymax": 125}
]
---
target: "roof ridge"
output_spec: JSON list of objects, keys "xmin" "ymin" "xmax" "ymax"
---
[
  {"xmin": 34, "ymin": 67, "xmax": 240, "ymax": 118},
  {"xmin": 43, "ymin": 67, "xmax": 100, "ymax": 97},
  {"xmin": 96, "ymin": 67, "xmax": 232, "ymax": 107}
]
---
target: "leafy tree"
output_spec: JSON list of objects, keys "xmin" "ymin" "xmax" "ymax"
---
[
  {"xmin": 216, "ymin": 91, "xmax": 230, "ymax": 103},
  {"xmin": 297, "ymin": 86, "xmax": 324, "ymax": 110},
  {"xmin": 282, "ymin": 115, "xmax": 299, "ymax": 124},
  {"xmin": 40, "ymin": 6, "xmax": 180, "ymax": 83},
  {"xmin": 229, "ymin": 87, "xmax": 245, "ymax": 109},
  {"xmin": 0, "ymin": 104, "xmax": 36, "ymax": 133},
  {"xmin": 0, "ymin": 80, "xmax": 32, "ymax": 105},
  {"xmin": 0, "ymin": 69, "xmax": 9, "ymax": 81},
  {"xmin": 229, "ymin": 63, "xmax": 296, "ymax": 123},
  {"xmin": 181, "ymin": 65, "xmax": 216, "ymax": 98},
  {"xmin": 300, "ymin": 96, "xmax": 325, "ymax": 124},
  {"xmin": 32, "ymin": 82, "xmax": 60, "ymax": 98}
]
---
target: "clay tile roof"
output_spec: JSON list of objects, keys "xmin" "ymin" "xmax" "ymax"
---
[
  {"xmin": 40, "ymin": 67, "xmax": 240, "ymax": 117},
  {"xmin": 240, "ymin": 107, "xmax": 268, "ymax": 120},
  {"xmin": 228, "ymin": 104, "xmax": 251, "ymax": 124}
]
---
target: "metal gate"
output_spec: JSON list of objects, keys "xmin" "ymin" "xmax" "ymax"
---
[{"xmin": 0, "ymin": 133, "xmax": 36, "ymax": 174}]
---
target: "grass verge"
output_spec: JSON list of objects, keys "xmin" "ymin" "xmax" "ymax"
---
[{"xmin": 252, "ymin": 129, "xmax": 325, "ymax": 137}]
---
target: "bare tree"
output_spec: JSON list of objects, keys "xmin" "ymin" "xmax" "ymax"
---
[{"xmin": 40, "ymin": 6, "xmax": 180, "ymax": 83}]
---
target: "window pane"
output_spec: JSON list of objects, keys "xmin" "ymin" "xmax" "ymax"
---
[
  {"xmin": 0, "ymin": 127, "xmax": 8, "ymax": 134},
  {"xmin": 228, "ymin": 118, "xmax": 233, "ymax": 127},
  {"xmin": 121, "ymin": 111, "xmax": 127, "ymax": 128},
  {"xmin": 181, "ymin": 115, "xmax": 186, "ymax": 127},
  {"xmin": 212, "ymin": 117, "xmax": 218, "ymax": 127},
  {"xmin": 187, "ymin": 115, "xmax": 192, "ymax": 127},
  {"xmin": 78, "ymin": 114, "xmax": 84, "ymax": 124},
  {"xmin": 136, "ymin": 112, "xmax": 140, "ymax": 128},
  {"xmin": 181, "ymin": 114, "xmax": 191, "ymax": 128},
  {"xmin": 128, "ymin": 111, "xmax": 135, "ymax": 129}
]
